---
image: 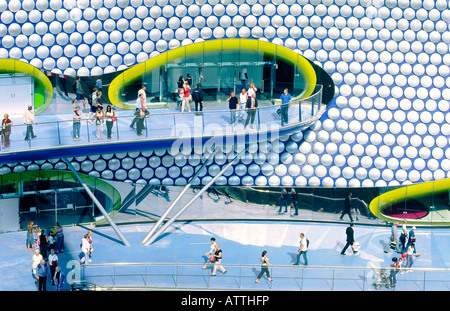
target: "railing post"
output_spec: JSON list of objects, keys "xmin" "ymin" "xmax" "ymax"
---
[
  {"xmin": 115, "ymin": 117, "xmax": 119, "ymax": 140},
  {"xmin": 86, "ymin": 121, "xmax": 90, "ymax": 143},
  {"xmin": 56, "ymin": 121, "xmax": 61, "ymax": 146}
]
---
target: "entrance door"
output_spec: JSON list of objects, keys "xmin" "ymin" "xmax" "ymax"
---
[
  {"xmin": 0, "ymin": 74, "xmax": 34, "ymax": 116},
  {"xmin": 0, "ymin": 198, "xmax": 20, "ymax": 233}
]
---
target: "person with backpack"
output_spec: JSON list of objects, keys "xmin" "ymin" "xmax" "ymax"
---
[
  {"xmin": 192, "ymin": 82, "xmax": 204, "ymax": 112},
  {"xmin": 293, "ymin": 233, "xmax": 308, "ymax": 266}
]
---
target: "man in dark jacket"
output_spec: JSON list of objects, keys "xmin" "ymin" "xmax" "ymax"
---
[
  {"xmin": 192, "ymin": 82, "xmax": 203, "ymax": 112},
  {"xmin": 340, "ymin": 193, "xmax": 353, "ymax": 222},
  {"xmin": 244, "ymin": 93, "xmax": 258, "ymax": 129},
  {"xmin": 341, "ymin": 223, "xmax": 357, "ymax": 255}
]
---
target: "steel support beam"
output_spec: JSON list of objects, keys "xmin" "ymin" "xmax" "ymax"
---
[
  {"xmin": 141, "ymin": 145, "xmax": 221, "ymax": 245},
  {"xmin": 62, "ymin": 158, "xmax": 132, "ymax": 247},
  {"xmin": 142, "ymin": 145, "xmax": 247, "ymax": 246}
]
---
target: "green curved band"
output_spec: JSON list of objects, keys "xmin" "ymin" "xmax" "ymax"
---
[
  {"xmin": 109, "ymin": 39, "xmax": 318, "ymax": 109},
  {"xmin": 0, "ymin": 59, "xmax": 53, "ymax": 115},
  {"xmin": 369, "ymin": 178, "xmax": 450, "ymax": 225}
]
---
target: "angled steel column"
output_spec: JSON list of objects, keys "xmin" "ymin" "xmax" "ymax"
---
[
  {"xmin": 141, "ymin": 145, "xmax": 221, "ymax": 245},
  {"xmin": 62, "ymin": 158, "xmax": 131, "ymax": 247},
  {"xmin": 142, "ymin": 145, "xmax": 248, "ymax": 246}
]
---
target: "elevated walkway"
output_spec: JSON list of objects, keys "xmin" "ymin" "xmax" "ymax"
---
[{"xmin": 0, "ymin": 87, "xmax": 325, "ymax": 165}]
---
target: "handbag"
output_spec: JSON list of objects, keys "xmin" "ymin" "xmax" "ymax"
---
[
  {"xmin": 112, "ymin": 117, "xmax": 117, "ymax": 122},
  {"xmin": 208, "ymin": 255, "xmax": 216, "ymax": 262}
]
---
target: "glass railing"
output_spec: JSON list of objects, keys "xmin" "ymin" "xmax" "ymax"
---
[
  {"xmin": 72, "ymin": 262, "xmax": 450, "ymax": 291},
  {"xmin": 0, "ymin": 85, "xmax": 324, "ymax": 154}
]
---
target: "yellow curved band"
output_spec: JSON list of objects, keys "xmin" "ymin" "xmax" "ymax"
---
[
  {"xmin": 0, "ymin": 59, "xmax": 53, "ymax": 115},
  {"xmin": 369, "ymin": 178, "xmax": 450, "ymax": 225},
  {"xmin": 109, "ymin": 39, "xmax": 317, "ymax": 109}
]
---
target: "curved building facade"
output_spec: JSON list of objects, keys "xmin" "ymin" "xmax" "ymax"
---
[{"xmin": 0, "ymin": 0, "xmax": 449, "ymax": 189}]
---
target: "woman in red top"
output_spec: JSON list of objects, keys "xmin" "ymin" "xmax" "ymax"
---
[{"xmin": 181, "ymin": 81, "xmax": 191, "ymax": 114}]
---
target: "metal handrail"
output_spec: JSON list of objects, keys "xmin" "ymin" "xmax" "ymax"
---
[
  {"xmin": 0, "ymin": 86, "xmax": 324, "ymax": 154},
  {"xmin": 76, "ymin": 261, "xmax": 450, "ymax": 291},
  {"xmin": 81, "ymin": 261, "xmax": 450, "ymax": 271}
]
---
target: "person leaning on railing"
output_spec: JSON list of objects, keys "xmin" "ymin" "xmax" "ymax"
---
[
  {"xmin": 244, "ymin": 93, "xmax": 258, "ymax": 129},
  {"xmin": 105, "ymin": 105, "xmax": 115, "ymax": 140},
  {"xmin": 280, "ymin": 88, "xmax": 292, "ymax": 125},
  {"xmin": 73, "ymin": 106, "xmax": 82, "ymax": 141}
]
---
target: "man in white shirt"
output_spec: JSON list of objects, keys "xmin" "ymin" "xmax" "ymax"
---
[
  {"xmin": 23, "ymin": 106, "xmax": 37, "ymax": 141},
  {"xmin": 130, "ymin": 87, "xmax": 147, "ymax": 129},
  {"xmin": 293, "ymin": 233, "xmax": 308, "ymax": 266},
  {"xmin": 32, "ymin": 250, "xmax": 43, "ymax": 282},
  {"xmin": 80, "ymin": 234, "xmax": 91, "ymax": 263},
  {"xmin": 138, "ymin": 85, "xmax": 147, "ymax": 109}
]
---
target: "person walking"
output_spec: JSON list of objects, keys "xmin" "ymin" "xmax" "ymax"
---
[
  {"xmin": 244, "ymin": 93, "xmax": 258, "ymax": 129},
  {"xmin": 36, "ymin": 259, "xmax": 49, "ymax": 291},
  {"xmin": 135, "ymin": 106, "xmax": 149, "ymax": 136},
  {"xmin": 290, "ymin": 188, "xmax": 299, "ymax": 216},
  {"xmin": 104, "ymin": 105, "xmax": 115, "ymax": 140},
  {"xmin": 404, "ymin": 243, "xmax": 416, "ymax": 272},
  {"xmin": 227, "ymin": 91, "xmax": 239, "ymax": 124},
  {"xmin": 211, "ymin": 243, "xmax": 227, "ymax": 276},
  {"xmin": 73, "ymin": 76, "xmax": 88, "ymax": 109},
  {"xmin": 138, "ymin": 85, "xmax": 147, "ymax": 109},
  {"xmin": 389, "ymin": 257, "xmax": 402, "ymax": 287},
  {"xmin": 405, "ymin": 226, "xmax": 420, "ymax": 257},
  {"xmin": 384, "ymin": 221, "xmax": 401, "ymax": 253},
  {"xmin": 278, "ymin": 187, "xmax": 289, "ymax": 213},
  {"xmin": 202, "ymin": 237, "xmax": 217, "ymax": 269},
  {"xmin": 180, "ymin": 81, "xmax": 191, "ymax": 114},
  {"xmin": 340, "ymin": 193, "xmax": 354, "ymax": 222},
  {"xmin": 255, "ymin": 250, "xmax": 273, "ymax": 283},
  {"xmin": 1, "ymin": 113, "xmax": 13, "ymax": 149},
  {"xmin": 293, "ymin": 233, "xmax": 308, "ymax": 266},
  {"xmin": 237, "ymin": 88, "xmax": 248, "ymax": 122},
  {"xmin": 239, "ymin": 67, "xmax": 248, "ymax": 90},
  {"xmin": 95, "ymin": 76, "xmax": 102, "ymax": 91},
  {"xmin": 87, "ymin": 87, "xmax": 98, "ymax": 123},
  {"xmin": 48, "ymin": 249, "xmax": 58, "ymax": 285},
  {"xmin": 87, "ymin": 230, "xmax": 94, "ymax": 261},
  {"xmin": 192, "ymin": 82, "xmax": 204, "ymax": 112},
  {"xmin": 23, "ymin": 106, "xmax": 37, "ymax": 141},
  {"xmin": 94, "ymin": 106, "xmax": 104, "ymax": 139},
  {"xmin": 80, "ymin": 234, "xmax": 91, "ymax": 264},
  {"xmin": 53, "ymin": 266, "xmax": 66, "ymax": 291},
  {"xmin": 341, "ymin": 223, "xmax": 358, "ymax": 255},
  {"xmin": 280, "ymin": 88, "xmax": 292, "ymax": 126},
  {"xmin": 130, "ymin": 91, "xmax": 145, "ymax": 129},
  {"xmin": 54, "ymin": 222, "xmax": 64, "ymax": 254},
  {"xmin": 73, "ymin": 106, "xmax": 82, "ymax": 141},
  {"xmin": 400, "ymin": 219, "xmax": 408, "ymax": 252}
]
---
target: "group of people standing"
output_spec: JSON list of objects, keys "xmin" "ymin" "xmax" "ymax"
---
[
  {"xmin": 384, "ymin": 220, "xmax": 420, "ymax": 287},
  {"xmin": 226, "ymin": 83, "xmax": 260, "ymax": 129},
  {"xmin": 28, "ymin": 221, "xmax": 65, "ymax": 291},
  {"xmin": 177, "ymin": 74, "xmax": 205, "ymax": 113},
  {"xmin": 28, "ymin": 220, "xmax": 95, "ymax": 291}
]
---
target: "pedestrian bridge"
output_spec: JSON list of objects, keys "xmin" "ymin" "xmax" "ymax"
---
[{"xmin": 0, "ymin": 85, "xmax": 325, "ymax": 165}]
